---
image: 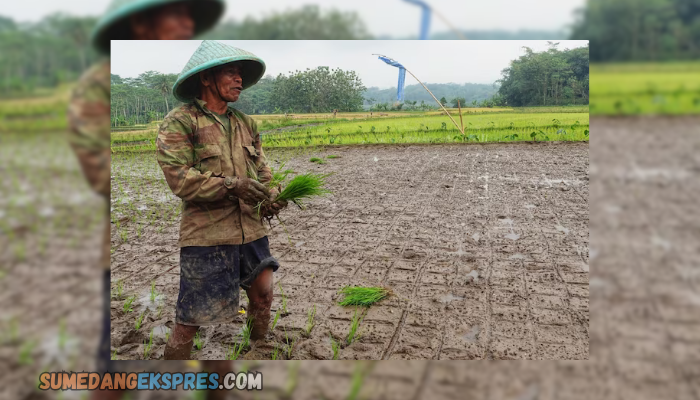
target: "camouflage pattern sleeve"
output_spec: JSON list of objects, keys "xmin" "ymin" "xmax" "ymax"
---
[
  {"xmin": 156, "ymin": 113, "xmax": 228, "ymax": 202},
  {"xmin": 251, "ymin": 118, "xmax": 273, "ymax": 187},
  {"xmin": 67, "ymin": 61, "xmax": 111, "ymax": 198}
]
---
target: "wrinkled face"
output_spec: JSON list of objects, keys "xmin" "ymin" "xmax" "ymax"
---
[
  {"xmin": 208, "ymin": 64, "xmax": 244, "ymax": 103},
  {"xmin": 131, "ymin": 2, "xmax": 195, "ymax": 40}
]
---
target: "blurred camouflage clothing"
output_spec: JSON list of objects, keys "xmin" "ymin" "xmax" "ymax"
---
[
  {"xmin": 67, "ymin": 59, "xmax": 111, "ymax": 270},
  {"xmin": 157, "ymin": 98, "xmax": 272, "ymax": 247}
]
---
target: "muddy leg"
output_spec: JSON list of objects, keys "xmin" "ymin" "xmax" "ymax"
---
[
  {"xmin": 246, "ymin": 267, "xmax": 274, "ymax": 341},
  {"xmin": 164, "ymin": 323, "xmax": 199, "ymax": 360},
  {"xmin": 201, "ymin": 360, "xmax": 234, "ymax": 400}
]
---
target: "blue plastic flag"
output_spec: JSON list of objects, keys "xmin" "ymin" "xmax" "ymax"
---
[
  {"xmin": 404, "ymin": 0, "xmax": 432, "ymax": 40},
  {"xmin": 378, "ymin": 56, "xmax": 407, "ymax": 102}
]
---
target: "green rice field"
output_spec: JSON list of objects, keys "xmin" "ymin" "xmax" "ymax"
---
[
  {"xmin": 111, "ymin": 106, "xmax": 589, "ymax": 153},
  {"xmin": 591, "ymin": 62, "xmax": 700, "ymax": 115}
]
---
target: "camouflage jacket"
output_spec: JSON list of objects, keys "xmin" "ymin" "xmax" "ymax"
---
[
  {"xmin": 67, "ymin": 59, "xmax": 111, "ymax": 270},
  {"xmin": 157, "ymin": 98, "xmax": 273, "ymax": 247}
]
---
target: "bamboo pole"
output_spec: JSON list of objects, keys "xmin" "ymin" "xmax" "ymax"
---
[
  {"xmin": 457, "ymin": 99, "xmax": 464, "ymax": 135},
  {"xmin": 403, "ymin": 67, "xmax": 464, "ymax": 135}
]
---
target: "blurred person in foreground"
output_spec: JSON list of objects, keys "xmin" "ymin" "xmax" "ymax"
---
[
  {"xmin": 66, "ymin": 1, "xmax": 231, "ymax": 399},
  {"xmin": 157, "ymin": 40, "xmax": 288, "ymax": 360}
]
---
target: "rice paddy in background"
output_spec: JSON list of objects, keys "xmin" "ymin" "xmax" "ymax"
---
[
  {"xmin": 111, "ymin": 106, "xmax": 589, "ymax": 153},
  {"xmin": 591, "ymin": 62, "xmax": 700, "ymax": 115}
]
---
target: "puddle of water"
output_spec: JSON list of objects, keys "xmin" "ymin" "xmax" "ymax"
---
[
  {"xmin": 514, "ymin": 384, "xmax": 539, "ymax": 400},
  {"xmin": 462, "ymin": 325, "xmax": 481, "ymax": 343},
  {"xmin": 604, "ymin": 204, "xmax": 621, "ymax": 214},
  {"xmin": 295, "ymin": 241, "xmax": 305, "ymax": 248},
  {"xmin": 152, "ymin": 325, "xmax": 171, "ymax": 339},
  {"xmin": 39, "ymin": 207, "xmax": 55, "ymax": 217},
  {"xmin": 499, "ymin": 218, "xmax": 514, "ymax": 225},
  {"xmin": 472, "ymin": 233, "xmax": 481, "ymax": 243},
  {"xmin": 40, "ymin": 335, "xmax": 80, "ymax": 367},
  {"xmin": 555, "ymin": 225, "xmax": 569, "ymax": 235},
  {"xmin": 439, "ymin": 293, "xmax": 465, "ymax": 303},
  {"xmin": 138, "ymin": 293, "xmax": 165, "ymax": 313},
  {"xmin": 652, "ymin": 235, "xmax": 672, "ymax": 251},
  {"xmin": 524, "ymin": 204, "xmax": 536, "ymax": 209},
  {"xmin": 466, "ymin": 270, "xmax": 479, "ymax": 284},
  {"xmin": 505, "ymin": 232, "xmax": 520, "ymax": 241},
  {"xmin": 373, "ymin": 157, "xmax": 378, "ymax": 162},
  {"xmin": 509, "ymin": 253, "xmax": 525, "ymax": 260},
  {"xmin": 137, "ymin": 205, "xmax": 148, "ymax": 211}
]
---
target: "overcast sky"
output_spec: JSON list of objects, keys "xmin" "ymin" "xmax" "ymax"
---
[
  {"xmin": 7, "ymin": 0, "xmax": 585, "ymax": 37},
  {"xmin": 111, "ymin": 40, "xmax": 588, "ymax": 88}
]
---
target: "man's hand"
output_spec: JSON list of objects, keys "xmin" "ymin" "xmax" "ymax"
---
[
  {"xmin": 265, "ymin": 188, "xmax": 288, "ymax": 217},
  {"xmin": 226, "ymin": 177, "xmax": 270, "ymax": 205}
]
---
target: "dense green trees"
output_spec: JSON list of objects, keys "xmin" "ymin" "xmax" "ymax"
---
[
  {"xmin": 0, "ymin": 6, "xmax": 369, "ymax": 97},
  {"xmin": 0, "ymin": 14, "xmax": 98, "ymax": 96},
  {"xmin": 111, "ymin": 66, "xmax": 366, "ymax": 124},
  {"xmin": 203, "ymin": 5, "xmax": 370, "ymax": 40},
  {"xmin": 571, "ymin": 0, "xmax": 700, "ymax": 61},
  {"xmin": 110, "ymin": 72, "xmax": 178, "ymax": 126},
  {"xmin": 496, "ymin": 43, "xmax": 589, "ymax": 107}
]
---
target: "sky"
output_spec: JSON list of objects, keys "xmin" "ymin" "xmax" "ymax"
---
[
  {"xmin": 111, "ymin": 40, "xmax": 588, "ymax": 88},
  {"xmin": 7, "ymin": 0, "xmax": 585, "ymax": 37}
]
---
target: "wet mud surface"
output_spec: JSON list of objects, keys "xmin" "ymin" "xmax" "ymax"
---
[{"xmin": 110, "ymin": 141, "xmax": 589, "ymax": 361}]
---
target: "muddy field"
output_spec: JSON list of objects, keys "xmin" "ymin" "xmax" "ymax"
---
[
  {"xmin": 110, "ymin": 141, "xmax": 589, "ymax": 361},
  {"xmin": 6, "ymin": 117, "xmax": 700, "ymax": 399}
]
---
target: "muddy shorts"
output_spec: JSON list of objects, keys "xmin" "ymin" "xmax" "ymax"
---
[{"xmin": 176, "ymin": 236, "xmax": 279, "ymax": 326}]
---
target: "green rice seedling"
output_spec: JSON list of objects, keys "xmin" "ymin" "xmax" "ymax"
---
[
  {"xmin": 143, "ymin": 329, "xmax": 154, "ymax": 359},
  {"xmin": 135, "ymin": 311, "xmax": 146, "ymax": 331},
  {"xmin": 273, "ymin": 173, "xmax": 332, "ymax": 209},
  {"xmin": 284, "ymin": 328, "xmax": 298, "ymax": 359},
  {"xmin": 346, "ymin": 308, "xmax": 365, "ymax": 345},
  {"xmin": 193, "ymin": 331, "xmax": 203, "ymax": 350},
  {"xmin": 156, "ymin": 302, "xmax": 164, "ymax": 319},
  {"xmin": 347, "ymin": 362, "xmax": 376, "ymax": 400},
  {"xmin": 241, "ymin": 319, "xmax": 253, "ymax": 349},
  {"xmin": 304, "ymin": 305, "xmax": 317, "ymax": 336},
  {"xmin": 338, "ymin": 286, "xmax": 391, "ymax": 307},
  {"xmin": 164, "ymin": 330, "xmax": 170, "ymax": 343},
  {"xmin": 278, "ymin": 283, "xmax": 288, "ymax": 314},
  {"xmin": 149, "ymin": 280, "xmax": 157, "ymax": 302},
  {"xmin": 326, "ymin": 155, "xmax": 341, "ymax": 159},
  {"xmin": 111, "ymin": 349, "xmax": 118, "ymax": 360},
  {"xmin": 112, "ymin": 279, "xmax": 124, "ymax": 300},
  {"xmin": 309, "ymin": 157, "xmax": 325, "ymax": 164},
  {"xmin": 271, "ymin": 343, "xmax": 280, "ymax": 360},
  {"xmin": 284, "ymin": 362, "xmax": 300, "ymax": 397},
  {"xmin": 226, "ymin": 342, "xmax": 244, "ymax": 360},
  {"xmin": 58, "ymin": 319, "xmax": 68, "ymax": 350},
  {"xmin": 123, "ymin": 295, "xmax": 136, "ymax": 313},
  {"xmin": 271, "ymin": 309, "xmax": 281, "ymax": 331},
  {"xmin": 19, "ymin": 339, "xmax": 36, "ymax": 366},
  {"xmin": 330, "ymin": 334, "xmax": 340, "ymax": 360}
]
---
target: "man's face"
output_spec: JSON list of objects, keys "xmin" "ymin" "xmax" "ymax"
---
[
  {"xmin": 211, "ymin": 64, "xmax": 244, "ymax": 103},
  {"xmin": 131, "ymin": 2, "xmax": 195, "ymax": 40}
]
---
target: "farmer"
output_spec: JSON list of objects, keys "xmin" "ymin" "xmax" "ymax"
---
[
  {"xmin": 67, "ymin": 1, "xmax": 230, "ymax": 399},
  {"xmin": 157, "ymin": 40, "xmax": 288, "ymax": 360}
]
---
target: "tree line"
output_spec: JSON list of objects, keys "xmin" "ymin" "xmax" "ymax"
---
[
  {"xmin": 110, "ymin": 66, "xmax": 367, "ymax": 126},
  {"xmin": 495, "ymin": 43, "xmax": 589, "ymax": 107},
  {"xmin": 571, "ymin": 0, "xmax": 700, "ymax": 62}
]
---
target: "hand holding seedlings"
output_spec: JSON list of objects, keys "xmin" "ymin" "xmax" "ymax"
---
[
  {"xmin": 226, "ymin": 176, "xmax": 270, "ymax": 205},
  {"xmin": 262, "ymin": 188, "xmax": 288, "ymax": 218}
]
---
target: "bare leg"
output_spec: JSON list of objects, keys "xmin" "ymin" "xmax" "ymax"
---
[
  {"xmin": 164, "ymin": 323, "xmax": 199, "ymax": 360},
  {"xmin": 245, "ymin": 268, "xmax": 274, "ymax": 341}
]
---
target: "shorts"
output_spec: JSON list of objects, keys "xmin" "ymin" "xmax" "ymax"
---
[{"xmin": 176, "ymin": 236, "xmax": 279, "ymax": 326}]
